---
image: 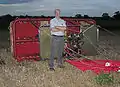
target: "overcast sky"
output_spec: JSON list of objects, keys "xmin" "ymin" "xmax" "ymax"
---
[{"xmin": 0, "ymin": 0, "xmax": 120, "ymax": 17}]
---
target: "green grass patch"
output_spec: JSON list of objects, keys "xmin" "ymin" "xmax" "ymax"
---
[{"xmin": 94, "ymin": 73, "xmax": 114, "ymax": 85}]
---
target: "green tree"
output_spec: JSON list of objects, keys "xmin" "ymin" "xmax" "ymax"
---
[
  {"xmin": 83, "ymin": 15, "xmax": 89, "ymax": 18},
  {"xmin": 102, "ymin": 13, "xmax": 110, "ymax": 20},
  {"xmin": 113, "ymin": 11, "xmax": 120, "ymax": 19},
  {"xmin": 102, "ymin": 13, "xmax": 109, "ymax": 17},
  {"xmin": 75, "ymin": 14, "xmax": 82, "ymax": 18}
]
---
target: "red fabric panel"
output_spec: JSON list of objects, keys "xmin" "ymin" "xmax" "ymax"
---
[
  {"xmin": 15, "ymin": 21, "xmax": 38, "ymax": 39},
  {"xmin": 66, "ymin": 21, "xmax": 80, "ymax": 34},
  {"xmin": 15, "ymin": 42, "xmax": 40, "ymax": 56},
  {"xmin": 16, "ymin": 55, "xmax": 40, "ymax": 62},
  {"xmin": 66, "ymin": 59, "xmax": 120, "ymax": 74}
]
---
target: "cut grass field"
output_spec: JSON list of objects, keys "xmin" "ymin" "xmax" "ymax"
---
[
  {"xmin": 0, "ymin": 48, "xmax": 120, "ymax": 87},
  {"xmin": 0, "ymin": 30, "xmax": 120, "ymax": 87}
]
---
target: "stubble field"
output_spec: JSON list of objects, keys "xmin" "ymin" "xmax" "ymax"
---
[{"xmin": 0, "ymin": 30, "xmax": 120, "ymax": 87}]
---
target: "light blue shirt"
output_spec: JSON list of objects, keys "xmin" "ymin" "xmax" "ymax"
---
[{"xmin": 50, "ymin": 17, "xmax": 66, "ymax": 36}]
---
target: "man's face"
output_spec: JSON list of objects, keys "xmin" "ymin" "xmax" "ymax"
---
[{"xmin": 55, "ymin": 10, "xmax": 60, "ymax": 17}]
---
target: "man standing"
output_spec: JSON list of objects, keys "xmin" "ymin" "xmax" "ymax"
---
[{"xmin": 49, "ymin": 9, "xmax": 67, "ymax": 71}]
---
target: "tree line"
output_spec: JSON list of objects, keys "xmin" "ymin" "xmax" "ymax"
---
[{"xmin": 0, "ymin": 11, "xmax": 120, "ymax": 30}]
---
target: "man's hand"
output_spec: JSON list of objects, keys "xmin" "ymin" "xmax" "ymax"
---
[
  {"xmin": 55, "ymin": 26, "xmax": 66, "ymax": 32},
  {"xmin": 51, "ymin": 28, "xmax": 60, "ymax": 32},
  {"xmin": 51, "ymin": 26, "xmax": 67, "ymax": 32}
]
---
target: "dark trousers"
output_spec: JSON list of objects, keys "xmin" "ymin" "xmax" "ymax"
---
[{"xmin": 49, "ymin": 35, "xmax": 64, "ymax": 68}]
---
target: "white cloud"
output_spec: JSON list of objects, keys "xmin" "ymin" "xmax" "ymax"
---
[
  {"xmin": 0, "ymin": 3, "xmax": 25, "ymax": 6},
  {"xmin": 0, "ymin": 0, "xmax": 120, "ymax": 16}
]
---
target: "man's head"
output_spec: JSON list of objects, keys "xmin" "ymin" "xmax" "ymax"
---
[{"xmin": 54, "ymin": 9, "xmax": 61, "ymax": 18}]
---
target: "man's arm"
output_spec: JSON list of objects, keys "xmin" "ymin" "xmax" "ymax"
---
[
  {"xmin": 55, "ymin": 26, "xmax": 67, "ymax": 31},
  {"xmin": 50, "ymin": 20, "xmax": 61, "ymax": 32},
  {"xmin": 50, "ymin": 20, "xmax": 67, "ymax": 32},
  {"xmin": 51, "ymin": 28, "xmax": 61, "ymax": 32},
  {"xmin": 55, "ymin": 20, "xmax": 67, "ymax": 31},
  {"xmin": 51, "ymin": 26, "xmax": 66, "ymax": 32}
]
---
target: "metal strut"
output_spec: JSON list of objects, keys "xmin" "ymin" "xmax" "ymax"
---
[{"xmin": 83, "ymin": 24, "xmax": 120, "ymax": 60}]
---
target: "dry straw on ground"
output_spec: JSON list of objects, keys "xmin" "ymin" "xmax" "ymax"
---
[{"xmin": 0, "ymin": 31, "xmax": 120, "ymax": 87}]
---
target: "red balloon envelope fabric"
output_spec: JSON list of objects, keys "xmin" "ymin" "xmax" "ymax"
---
[{"xmin": 66, "ymin": 59, "xmax": 120, "ymax": 74}]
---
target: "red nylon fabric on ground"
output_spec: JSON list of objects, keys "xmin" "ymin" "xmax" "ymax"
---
[{"xmin": 66, "ymin": 59, "xmax": 120, "ymax": 74}]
